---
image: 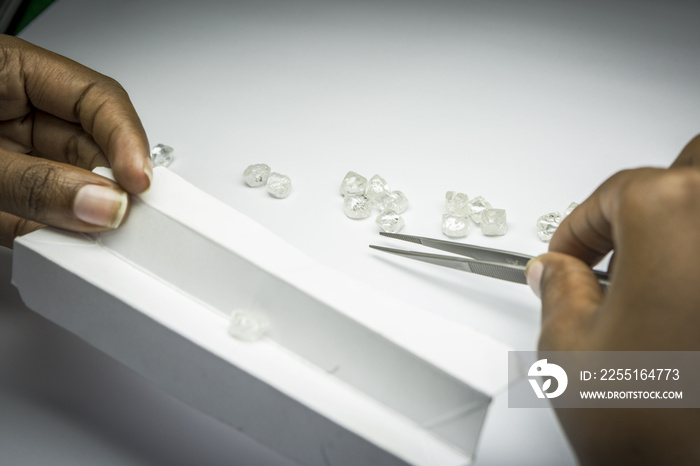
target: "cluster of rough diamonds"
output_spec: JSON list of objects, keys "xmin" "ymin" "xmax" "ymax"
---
[
  {"xmin": 243, "ymin": 163, "xmax": 291, "ymax": 198},
  {"xmin": 536, "ymin": 202, "xmax": 578, "ymax": 242},
  {"xmin": 151, "ymin": 144, "xmax": 174, "ymax": 167},
  {"xmin": 442, "ymin": 191, "xmax": 506, "ymax": 238},
  {"xmin": 339, "ymin": 171, "xmax": 408, "ymax": 233}
]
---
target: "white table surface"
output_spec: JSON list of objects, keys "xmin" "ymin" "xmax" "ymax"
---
[{"xmin": 2, "ymin": 0, "xmax": 699, "ymax": 464}]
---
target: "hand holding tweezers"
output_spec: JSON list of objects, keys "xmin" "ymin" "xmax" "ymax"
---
[{"xmin": 370, "ymin": 232, "xmax": 611, "ymax": 288}]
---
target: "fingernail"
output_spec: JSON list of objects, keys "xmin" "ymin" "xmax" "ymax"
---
[
  {"xmin": 525, "ymin": 258, "xmax": 544, "ymax": 299},
  {"xmin": 144, "ymin": 159, "xmax": 153, "ymax": 186},
  {"xmin": 74, "ymin": 184, "xmax": 128, "ymax": 228}
]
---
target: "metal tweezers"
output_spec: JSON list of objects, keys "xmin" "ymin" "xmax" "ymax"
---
[{"xmin": 370, "ymin": 232, "xmax": 611, "ymax": 287}]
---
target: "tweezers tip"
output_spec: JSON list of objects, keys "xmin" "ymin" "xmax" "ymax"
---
[
  {"xmin": 378, "ymin": 232, "xmax": 423, "ymax": 244},
  {"xmin": 369, "ymin": 244, "xmax": 406, "ymax": 254}
]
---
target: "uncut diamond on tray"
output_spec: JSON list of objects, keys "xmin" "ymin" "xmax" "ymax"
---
[
  {"xmin": 365, "ymin": 174, "xmax": 391, "ymax": 207},
  {"xmin": 536, "ymin": 212, "xmax": 562, "ymax": 242},
  {"xmin": 243, "ymin": 163, "xmax": 271, "ymax": 187},
  {"xmin": 442, "ymin": 214, "xmax": 470, "ymax": 238},
  {"xmin": 339, "ymin": 171, "xmax": 368, "ymax": 196},
  {"xmin": 228, "ymin": 310, "xmax": 269, "ymax": 342},
  {"xmin": 376, "ymin": 210, "xmax": 405, "ymax": 233},
  {"xmin": 379, "ymin": 190, "xmax": 408, "ymax": 214},
  {"xmin": 344, "ymin": 194, "xmax": 372, "ymax": 219},
  {"xmin": 467, "ymin": 196, "xmax": 492, "ymax": 224},
  {"xmin": 266, "ymin": 172, "xmax": 291, "ymax": 198},
  {"xmin": 445, "ymin": 191, "xmax": 470, "ymax": 217},
  {"xmin": 481, "ymin": 208, "xmax": 507, "ymax": 236}
]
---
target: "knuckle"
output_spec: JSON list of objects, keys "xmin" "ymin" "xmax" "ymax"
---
[
  {"xmin": 15, "ymin": 163, "xmax": 58, "ymax": 219},
  {"xmin": 102, "ymin": 75, "xmax": 126, "ymax": 94},
  {"xmin": 0, "ymin": 212, "xmax": 18, "ymax": 247},
  {"xmin": 67, "ymin": 130, "xmax": 102, "ymax": 169},
  {"xmin": 618, "ymin": 169, "xmax": 700, "ymax": 212},
  {"xmin": 12, "ymin": 216, "xmax": 39, "ymax": 239},
  {"xmin": 66, "ymin": 131, "xmax": 84, "ymax": 166},
  {"xmin": 0, "ymin": 46, "xmax": 27, "ymax": 108},
  {"xmin": 621, "ymin": 168, "xmax": 700, "ymax": 213},
  {"xmin": 75, "ymin": 76, "xmax": 132, "ymax": 137},
  {"xmin": 13, "ymin": 216, "xmax": 28, "ymax": 238},
  {"xmin": 671, "ymin": 168, "xmax": 700, "ymax": 200},
  {"xmin": 609, "ymin": 168, "xmax": 700, "ymax": 233},
  {"xmin": 92, "ymin": 76, "xmax": 128, "ymax": 101},
  {"xmin": 0, "ymin": 211, "xmax": 41, "ymax": 248}
]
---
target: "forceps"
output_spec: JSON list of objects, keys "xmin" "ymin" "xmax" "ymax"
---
[{"xmin": 370, "ymin": 232, "xmax": 611, "ymax": 288}]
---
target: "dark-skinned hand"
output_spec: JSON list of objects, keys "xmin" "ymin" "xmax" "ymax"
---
[
  {"xmin": 0, "ymin": 34, "xmax": 151, "ymax": 248},
  {"xmin": 526, "ymin": 135, "xmax": 700, "ymax": 465}
]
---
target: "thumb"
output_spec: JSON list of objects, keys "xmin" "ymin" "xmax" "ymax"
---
[
  {"xmin": 526, "ymin": 252, "xmax": 606, "ymax": 351},
  {"xmin": 0, "ymin": 150, "xmax": 129, "ymax": 236}
]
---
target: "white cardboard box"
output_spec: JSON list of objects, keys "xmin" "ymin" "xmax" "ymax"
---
[{"xmin": 12, "ymin": 167, "xmax": 512, "ymax": 466}]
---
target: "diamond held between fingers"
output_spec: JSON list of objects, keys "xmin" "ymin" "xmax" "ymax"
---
[{"xmin": 151, "ymin": 144, "xmax": 174, "ymax": 168}]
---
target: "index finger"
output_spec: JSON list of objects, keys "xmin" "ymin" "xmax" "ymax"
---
[
  {"xmin": 548, "ymin": 168, "xmax": 661, "ymax": 266},
  {"xmin": 551, "ymin": 134, "xmax": 700, "ymax": 263},
  {"xmin": 547, "ymin": 174, "xmax": 616, "ymax": 266},
  {"xmin": 10, "ymin": 37, "xmax": 152, "ymax": 193}
]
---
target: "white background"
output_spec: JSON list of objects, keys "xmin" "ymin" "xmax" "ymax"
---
[{"xmin": 1, "ymin": 0, "xmax": 699, "ymax": 464}]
